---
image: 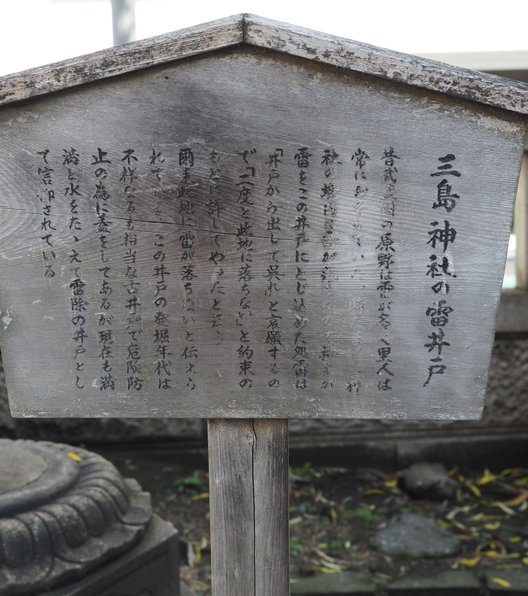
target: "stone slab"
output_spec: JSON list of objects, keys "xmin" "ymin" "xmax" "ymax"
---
[
  {"xmin": 44, "ymin": 514, "xmax": 180, "ymax": 596},
  {"xmin": 486, "ymin": 571, "xmax": 528, "ymax": 595},
  {"xmin": 387, "ymin": 570, "xmax": 481, "ymax": 595},
  {"xmin": 291, "ymin": 571, "xmax": 377, "ymax": 595}
]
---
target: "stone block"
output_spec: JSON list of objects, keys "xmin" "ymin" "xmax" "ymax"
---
[
  {"xmin": 291, "ymin": 571, "xmax": 377, "ymax": 595},
  {"xmin": 0, "ymin": 439, "xmax": 180, "ymax": 596},
  {"xmin": 387, "ymin": 570, "xmax": 481, "ymax": 595},
  {"xmin": 486, "ymin": 571, "xmax": 528, "ymax": 595},
  {"xmin": 44, "ymin": 515, "xmax": 180, "ymax": 596}
]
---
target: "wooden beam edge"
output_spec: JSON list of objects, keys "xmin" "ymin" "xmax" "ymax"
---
[
  {"xmin": 244, "ymin": 14, "xmax": 528, "ymax": 117},
  {"xmin": 0, "ymin": 13, "xmax": 526, "ymax": 116},
  {"xmin": 244, "ymin": 14, "xmax": 528, "ymax": 115},
  {"xmin": 0, "ymin": 14, "xmax": 244, "ymax": 106}
]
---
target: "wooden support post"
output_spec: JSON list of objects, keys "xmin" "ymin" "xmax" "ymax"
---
[{"xmin": 208, "ymin": 419, "xmax": 289, "ymax": 596}]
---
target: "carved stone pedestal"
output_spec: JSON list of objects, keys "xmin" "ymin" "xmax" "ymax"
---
[{"xmin": 0, "ymin": 440, "xmax": 180, "ymax": 596}]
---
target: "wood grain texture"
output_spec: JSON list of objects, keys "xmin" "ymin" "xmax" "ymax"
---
[
  {"xmin": 207, "ymin": 419, "xmax": 289, "ymax": 596},
  {"xmin": 0, "ymin": 47, "xmax": 524, "ymax": 420},
  {"xmin": 253, "ymin": 419, "xmax": 289, "ymax": 596},
  {"xmin": 0, "ymin": 14, "xmax": 243, "ymax": 106},
  {"xmin": 244, "ymin": 15, "xmax": 528, "ymax": 116},
  {"xmin": 0, "ymin": 14, "xmax": 527, "ymax": 116}
]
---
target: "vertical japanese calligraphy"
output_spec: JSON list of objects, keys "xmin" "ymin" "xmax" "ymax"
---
[
  {"xmin": 319, "ymin": 148, "xmax": 340, "ymax": 390},
  {"xmin": 120, "ymin": 148, "xmax": 144, "ymax": 391},
  {"xmin": 7, "ymin": 34, "xmax": 520, "ymax": 425},
  {"xmin": 207, "ymin": 149, "xmax": 226, "ymax": 342},
  {"xmin": 264, "ymin": 148, "xmax": 284, "ymax": 388},
  {"xmin": 150, "ymin": 147, "xmax": 172, "ymax": 391},
  {"xmin": 37, "ymin": 149, "xmax": 57, "ymax": 279},
  {"xmin": 179, "ymin": 147, "xmax": 198, "ymax": 391},
  {"xmin": 292, "ymin": 147, "xmax": 312, "ymax": 390},
  {"xmin": 153, "ymin": 232, "xmax": 171, "ymax": 390},
  {"xmin": 22, "ymin": 136, "xmax": 483, "ymax": 413},
  {"xmin": 62, "ymin": 147, "xmax": 89, "ymax": 390},
  {"xmin": 236, "ymin": 148, "xmax": 256, "ymax": 388},
  {"xmin": 376, "ymin": 148, "xmax": 399, "ymax": 392},
  {"xmin": 345, "ymin": 147, "xmax": 370, "ymax": 396},
  {"xmin": 91, "ymin": 147, "xmax": 116, "ymax": 391},
  {"xmin": 424, "ymin": 154, "xmax": 460, "ymax": 386}
]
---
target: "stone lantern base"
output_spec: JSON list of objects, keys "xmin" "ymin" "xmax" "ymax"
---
[
  {"xmin": 0, "ymin": 439, "xmax": 182, "ymax": 596},
  {"xmin": 44, "ymin": 514, "xmax": 180, "ymax": 596}
]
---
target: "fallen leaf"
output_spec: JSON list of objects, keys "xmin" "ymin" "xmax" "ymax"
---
[
  {"xmin": 466, "ymin": 481, "xmax": 482, "ymax": 498},
  {"xmin": 191, "ymin": 492, "xmax": 209, "ymax": 501},
  {"xmin": 446, "ymin": 506, "xmax": 472, "ymax": 520},
  {"xmin": 477, "ymin": 469, "xmax": 497, "ymax": 486},
  {"xmin": 484, "ymin": 522, "xmax": 501, "ymax": 531},
  {"xmin": 452, "ymin": 520, "xmax": 470, "ymax": 532},
  {"xmin": 483, "ymin": 552, "xmax": 519, "ymax": 560},
  {"xmin": 67, "ymin": 451, "xmax": 81, "ymax": 462},
  {"xmin": 318, "ymin": 566, "xmax": 343, "ymax": 574},
  {"xmin": 314, "ymin": 548, "xmax": 337, "ymax": 564},
  {"xmin": 384, "ymin": 479, "xmax": 398, "ymax": 489},
  {"xmin": 477, "ymin": 540, "xmax": 507, "ymax": 556},
  {"xmin": 491, "ymin": 577, "xmax": 512, "ymax": 588},
  {"xmin": 191, "ymin": 541, "xmax": 202, "ymax": 565},
  {"xmin": 289, "ymin": 517, "xmax": 303, "ymax": 526},
  {"xmin": 493, "ymin": 502, "xmax": 516, "ymax": 516},
  {"xmin": 505, "ymin": 490, "xmax": 528, "ymax": 507},
  {"xmin": 459, "ymin": 556, "xmax": 481, "ymax": 568}
]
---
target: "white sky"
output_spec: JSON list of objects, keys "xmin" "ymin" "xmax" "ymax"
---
[{"xmin": 1, "ymin": 0, "xmax": 528, "ymax": 76}]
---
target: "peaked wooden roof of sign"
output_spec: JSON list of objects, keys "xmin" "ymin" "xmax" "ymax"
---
[{"xmin": 0, "ymin": 14, "xmax": 527, "ymax": 115}]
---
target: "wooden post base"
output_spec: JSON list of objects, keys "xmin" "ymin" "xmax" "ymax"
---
[{"xmin": 208, "ymin": 419, "xmax": 289, "ymax": 596}]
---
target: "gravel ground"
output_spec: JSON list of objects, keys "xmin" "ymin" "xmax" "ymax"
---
[{"xmin": 105, "ymin": 450, "xmax": 528, "ymax": 595}]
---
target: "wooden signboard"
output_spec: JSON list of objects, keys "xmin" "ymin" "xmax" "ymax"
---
[
  {"xmin": 0, "ymin": 16, "xmax": 526, "ymax": 421},
  {"xmin": 0, "ymin": 14, "xmax": 526, "ymax": 596}
]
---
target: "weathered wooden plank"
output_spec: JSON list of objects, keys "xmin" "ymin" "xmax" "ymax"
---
[
  {"xmin": 208, "ymin": 419, "xmax": 289, "ymax": 596},
  {"xmin": 0, "ymin": 47, "xmax": 524, "ymax": 420},
  {"xmin": 253, "ymin": 419, "xmax": 289, "ymax": 596},
  {"xmin": 0, "ymin": 14, "xmax": 527, "ymax": 117},
  {"xmin": 0, "ymin": 14, "xmax": 243, "ymax": 106},
  {"xmin": 244, "ymin": 15, "xmax": 528, "ymax": 116},
  {"xmin": 208, "ymin": 419, "xmax": 255, "ymax": 595}
]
